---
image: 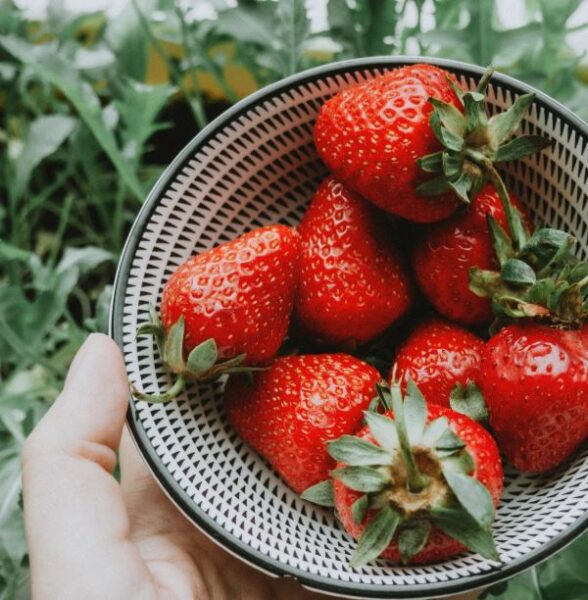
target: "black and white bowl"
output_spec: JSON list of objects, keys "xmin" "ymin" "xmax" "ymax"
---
[{"xmin": 110, "ymin": 57, "xmax": 588, "ymax": 599}]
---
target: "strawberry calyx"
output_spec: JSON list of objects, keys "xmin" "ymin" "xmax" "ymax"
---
[
  {"xmin": 417, "ymin": 67, "xmax": 551, "ymax": 206},
  {"xmin": 131, "ymin": 307, "xmax": 262, "ymax": 403},
  {"xmin": 302, "ymin": 373, "xmax": 499, "ymax": 567},
  {"xmin": 418, "ymin": 67, "xmax": 587, "ymax": 331},
  {"xmin": 468, "ymin": 208, "xmax": 588, "ymax": 331},
  {"xmin": 449, "ymin": 380, "xmax": 489, "ymax": 424}
]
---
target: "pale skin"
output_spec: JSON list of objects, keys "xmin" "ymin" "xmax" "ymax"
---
[{"xmin": 22, "ymin": 333, "xmax": 483, "ymax": 600}]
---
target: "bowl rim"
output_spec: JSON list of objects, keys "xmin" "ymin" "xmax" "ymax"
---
[{"xmin": 110, "ymin": 55, "xmax": 588, "ymax": 599}]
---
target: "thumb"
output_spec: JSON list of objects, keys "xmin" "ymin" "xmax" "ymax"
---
[
  {"xmin": 22, "ymin": 334, "xmax": 136, "ymax": 598},
  {"xmin": 41, "ymin": 332, "xmax": 129, "ymax": 457}
]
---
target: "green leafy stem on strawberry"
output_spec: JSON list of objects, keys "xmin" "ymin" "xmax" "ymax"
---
[
  {"xmin": 302, "ymin": 372, "xmax": 498, "ymax": 567},
  {"xmin": 132, "ymin": 306, "xmax": 263, "ymax": 403},
  {"xmin": 419, "ymin": 67, "xmax": 588, "ymax": 331}
]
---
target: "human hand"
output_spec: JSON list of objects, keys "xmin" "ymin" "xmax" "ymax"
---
[{"xmin": 22, "ymin": 333, "xmax": 483, "ymax": 600}]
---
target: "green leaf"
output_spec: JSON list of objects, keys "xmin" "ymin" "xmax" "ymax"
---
[
  {"xmin": 429, "ymin": 97, "xmax": 466, "ymax": 137},
  {"xmin": 56, "ymin": 246, "xmax": 113, "ymax": 277},
  {"xmin": 463, "ymin": 92, "xmax": 488, "ymax": 133},
  {"xmin": 435, "ymin": 428, "xmax": 466, "ymax": 452},
  {"xmin": 0, "ymin": 449, "xmax": 21, "ymax": 530},
  {"xmin": 539, "ymin": 532, "xmax": 588, "ymax": 588},
  {"xmin": 104, "ymin": 0, "xmax": 156, "ymax": 81},
  {"xmin": 398, "ymin": 521, "xmax": 432, "ymax": 563},
  {"xmin": 447, "ymin": 77, "xmax": 465, "ymax": 104},
  {"xmin": 186, "ymin": 338, "xmax": 218, "ymax": 374},
  {"xmin": 429, "ymin": 110, "xmax": 463, "ymax": 151},
  {"xmin": 214, "ymin": 4, "xmax": 276, "ymax": 46},
  {"xmin": 431, "ymin": 506, "xmax": 499, "ymax": 561},
  {"xmin": 327, "ymin": 0, "xmax": 398, "ymax": 57},
  {"xmin": 330, "ymin": 466, "xmax": 389, "ymax": 493},
  {"xmin": 487, "ymin": 214, "xmax": 514, "ymax": 266},
  {"xmin": 275, "ymin": 0, "xmax": 310, "ymax": 75},
  {"xmin": 367, "ymin": 395, "xmax": 381, "ymax": 413},
  {"xmin": 374, "ymin": 382, "xmax": 392, "ymax": 411},
  {"xmin": 350, "ymin": 506, "xmax": 400, "ymax": 567},
  {"xmin": 0, "ymin": 35, "xmax": 144, "ymax": 202},
  {"xmin": 469, "ymin": 268, "xmax": 504, "ymax": 299},
  {"xmin": 0, "ymin": 504, "xmax": 27, "ymax": 571},
  {"xmin": 521, "ymin": 228, "xmax": 575, "ymax": 274},
  {"xmin": 12, "ymin": 115, "xmax": 77, "ymax": 200},
  {"xmin": 351, "ymin": 494, "xmax": 369, "ymax": 524},
  {"xmin": 449, "ymin": 382, "xmax": 489, "ymax": 423},
  {"xmin": 489, "ymin": 93, "xmax": 536, "ymax": 145},
  {"xmin": 542, "ymin": 578, "xmax": 588, "ymax": 600},
  {"xmin": 417, "ymin": 174, "xmax": 452, "ymax": 196},
  {"xmin": 442, "ymin": 469, "xmax": 494, "ymax": 528},
  {"xmin": 448, "ymin": 171, "xmax": 474, "ymax": 204},
  {"xmin": 501, "ymin": 258, "xmax": 537, "ymax": 286},
  {"xmin": 114, "ymin": 80, "xmax": 173, "ymax": 167},
  {"xmin": 390, "ymin": 382, "xmax": 429, "ymax": 492},
  {"xmin": 442, "ymin": 152, "xmax": 462, "ymax": 179},
  {"xmin": 163, "ymin": 317, "xmax": 186, "ymax": 373},
  {"xmin": 495, "ymin": 135, "xmax": 552, "ymax": 162},
  {"xmin": 422, "ymin": 417, "xmax": 449, "ymax": 446},
  {"xmin": 327, "ymin": 435, "xmax": 392, "ymax": 466},
  {"xmin": 404, "ymin": 378, "xmax": 427, "ymax": 444},
  {"xmin": 363, "ymin": 410, "xmax": 398, "ymax": 453},
  {"xmin": 405, "ymin": 376, "xmax": 426, "ymax": 404},
  {"xmin": 84, "ymin": 285, "xmax": 113, "ymax": 334},
  {"xmin": 441, "ymin": 449, "xmax": 476, "ymax": 474},
  {"xmin": 417, "ymin": 151, "xmax": 444, "ymax": 173},
  {"xmin": 300, "ymin": 480, "xmax": 335, "ymax": 507}
]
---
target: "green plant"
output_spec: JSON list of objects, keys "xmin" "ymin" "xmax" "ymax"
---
[{"xmin": 0, "ymin": 0, "xmax": 587, "ymax": 597}]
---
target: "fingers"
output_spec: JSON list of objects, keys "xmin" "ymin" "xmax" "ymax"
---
[
  {"xmin": 119, "ymin": 426, "xmax": 179, "ymax": 534},
  {"xmin": 22, "ymin": 334, "xmax": 145, "ymax": 599},
  {"xmin": 40, "ymin": 333, "xmax": 129, "ymax": 456}
]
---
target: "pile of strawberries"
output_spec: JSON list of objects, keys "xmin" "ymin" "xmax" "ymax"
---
[{"xmin": 134, "ymin": 65, "xmax": 588, "ymax": 568}]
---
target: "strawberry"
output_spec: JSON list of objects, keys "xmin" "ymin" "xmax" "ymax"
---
[
  {"xmin": 395, "ymin": 319, "xmax": 485, "ymax": 410},
  {"xmin": 314, "ymin": 65, "xmax": 549, "ymax": 224},
  {"xmin": 412, "ymin": 185, "xmax": 532, "ymax": 325},
  {"xmin": 295, "ymin": 176, "xmax": 413, "ymax": 345},
  {"xmin": 133, "ymin": 225, "xmax": 300, "ymax": 402},
  {"xmin": 314, "ymin": 64, "xmax": 463, "ymax": 223},
  {"xmin": 479, "ymin": 323, "xmax": 588, "ymax": 472},
  {"xmin": 446, "ymin": 77, "xmax": 588, "ymax": 472},
  {"xmin": 303, "ymin": 376, "xmax": 503, "ymax": 566},
  {"xmin": 224, "ymin": 354, "xmax": 380, "ymax": 494}
]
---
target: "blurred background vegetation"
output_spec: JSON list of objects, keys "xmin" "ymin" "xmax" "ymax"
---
[{"xmin": 1, "ymin": 0, "xmax": 588, "ymax": 598}]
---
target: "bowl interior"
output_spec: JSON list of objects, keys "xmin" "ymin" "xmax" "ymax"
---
[{"xmin": 113, "ymin": 58, "xmax": 588, "ymax": 599}]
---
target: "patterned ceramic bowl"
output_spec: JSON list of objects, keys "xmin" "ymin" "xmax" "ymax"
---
[{"xmin": 110, "ymin": 57, "xmax": 588, "ymax": 599}]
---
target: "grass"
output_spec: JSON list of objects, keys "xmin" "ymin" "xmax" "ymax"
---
[{"xmin": 0, "ymin": 1, "xmax": 587, "ymax": 598}]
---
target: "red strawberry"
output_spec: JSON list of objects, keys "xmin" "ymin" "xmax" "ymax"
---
[
  {"xmin": 224, "ymin": 354, "xmax": 380, "ymax": 494},
  {"xmin": 479, "ymin": 323, "xmax": 588, "ymax": 472},
  {"xmin": 314, "ymin": 64, "xmax": 463, "ymax": 223},
  {"xmin": 395, "ymin": 319, "xmax": 485, "ymax": 408},
  {"xmin": 133, "ymin": 225, "xmax": 300, "ymax": 402},
  {"xmin": 295, "ymin": 177, "xmax": 413, "ymax": 345},
  {"xmin": 441, "ymin": 99, "xmax": 588, "ymax": 472},
  {"xmin": 412, "ymin": 185, "xmax": 532, "ymax": 326},
  {"xmin": 318, "ymin": 378, "xmax": 503, "ymax": 566},
  {"xmin": 161, "ymin": 225, "xmax": 299, "ymax": 363}
]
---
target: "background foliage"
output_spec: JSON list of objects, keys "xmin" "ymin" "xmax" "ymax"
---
[{"xmin": 1, "ymin": 0, "xmax": 587, "ymax": 598}]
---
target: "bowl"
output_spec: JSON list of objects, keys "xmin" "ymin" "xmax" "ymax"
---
[{"xmin": 110, "ymin": 57, "xmax": 588, "ymax": 599}]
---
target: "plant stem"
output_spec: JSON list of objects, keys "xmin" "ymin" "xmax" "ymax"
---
[
  {"xmin": 390, "ymin": 382, "xmax": 428, "ymax": 493},
  {"xmin": 169, "ymin": 0, "xmax": 208, "ymax": 128},
  {"xmin": 483, "ymin": 160, "xmax": 528, "ymax": 251},
  {"xmin": 131, "ymin": 0, "xmax": 207, "ymax": 129},
  {"xmin": 131, "ymin": 375, "xmax": 186, "ymax": 403},
  {"xmin": 48, "ymin": 193, "xmax": 74, "ymax": 268}
]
